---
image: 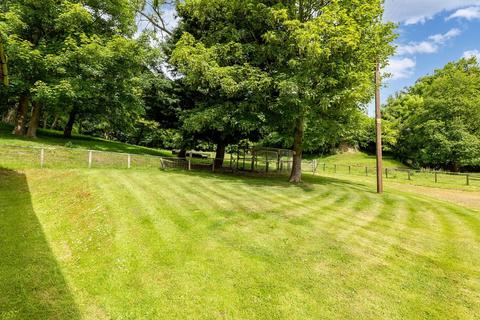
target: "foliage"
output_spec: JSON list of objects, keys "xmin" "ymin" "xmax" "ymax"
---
[
  {"xmin": 170, "ymin": 0, "xmax": 396, "ymax": 181},
  {"xmin": 383, "ymin": 58, "xmax": 480, "ymax": 171}
]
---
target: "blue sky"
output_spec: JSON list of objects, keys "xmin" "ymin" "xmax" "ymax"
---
[{"xmin": 378, "ymin": 1, "xmax": 480, "ymax": 115}]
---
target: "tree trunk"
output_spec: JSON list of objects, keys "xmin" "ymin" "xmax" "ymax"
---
[
  {"xmin": 289, "ymin": 115, "xmax": 304, "ymax": 183},
  {"xmin": 214, "ymin": 142, "xmax": 226, "ymax": 168},
  {"xmin": 42, "ymin": 113, "xmax": 48, "ymax": 128},
  {"xmin": 12, "ymin": 94, "xmax": 29, "ymax": 136},
  {"xmin": 50, "ymin": 114, "xmax": 59, "ymax": 129},
  {"xmin": 135, "ymin": 125, "xmax": 144, "ymax": 145},
  {"xmin": 63, "ymin": 109, "xmax": 77, "ymax": 138},
  {"xmin": 178, "ymin": 148, "xmax": 187, "ymax": 158},
  {"xmin": 26, "ymin": 101, "xmax": 41, "ymax": 138}
]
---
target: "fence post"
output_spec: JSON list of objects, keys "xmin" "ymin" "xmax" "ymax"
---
[
  {"xmin": 188, "ymin": 152, "xmax": 192, "ymax": 171},
  {"xmin": 160, "ymin": 157, "xmax": 164, "ymax": 169},
  {"xmin": 385, "ymin": 168, "xmax": 388, "ymax": 179},
  {"xmin": 212, "ymin": 157, "xmax": 215, "ymax": 172},
  {"xmin": 312, "ymin": 160, "xmax": 316, "ymax": 176},
  {"xmin": 127, "ymin": 154, "xmax": 131, "ymax": 169},
  {"xmin": 40, "ymin": 148, "xmax": 45, "ymax": 168},
  {"xmin": 466, "ymin": 174, "xmax": 470, "ymax": 186},
  {"xmin": 88, "ymin": 150, "xmax": 93, "ymax": 169},
  {"xmin": 435, "ymin": 172, "xmax": 438, "ymax": 183}
]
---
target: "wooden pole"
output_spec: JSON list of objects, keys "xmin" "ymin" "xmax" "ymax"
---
[{"xmin": 375, "ymin": 62, "xmax": 384, "ymax": 194}]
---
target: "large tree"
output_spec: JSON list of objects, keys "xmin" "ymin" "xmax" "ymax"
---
[
  {"xmin": 170, "ymin": 0, "xmax": 395, "ymax": 182},
  {"xmin": 384, "ymin": 58, "xmax": 480, "ymax": 171},
  {"xmin": 0, "ymin": 0, "xmax": 140, "ymax": 138}
]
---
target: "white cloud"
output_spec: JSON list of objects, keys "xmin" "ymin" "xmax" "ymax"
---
[
  {"xmin": 428, "ymin": 28, "xmax": 461, "ymax": 43},
  {"xmin": 397, "ymin": 41, "xmax": 438, "ymax": 55},
  {"xmin": 384, "ymin": 58, "xmax": 416, "ymax": 80},
  {"xmin": 397, "ymin": 28, "xmax": 461, "ymax": 55},
  {"xmin": 447, "ymin": 6, "xmax": 480, "ymax": 20},
  {"xmin": 384, "ymin": 0, "xmax": 480, "ymax": 24},
  {"xmin": 463, "ymin": 49, "xmax": 480, "ymax": 60}
]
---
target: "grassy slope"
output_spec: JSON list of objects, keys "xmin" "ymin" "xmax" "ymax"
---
[
  {"xmin": 317, "ymin": 151, "xmax": 407, "ymax": 168},
  {"xmin": 0, "ymin": 123, "xmax": 172, "ymax": 157},
  {"xmin": 1, "ymin": 168, "xmax": 479, "ymax": 319}
]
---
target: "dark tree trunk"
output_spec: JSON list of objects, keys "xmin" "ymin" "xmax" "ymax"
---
[
  {"xmin": 135, "ymin": 125, "xmax": 144, "ymax": 145},
  {"xmin": 289, "ymin": 115, "xmax": 304, "ymax": 183},
  {"xmin": 178, "ymin": 148, "xmax": 187, "ymax": 158},
  {"xmin": 63, "ymin": 109, "xmax": 77, "ymax": 138},
  {"xmin": 12, "ymin": 94, "xmax": 29, "ymax": 136},
  {"xmin": 26, "ymin": 101, "xmax": 41, "ymax": 138},
  {"xmin": 214, "ymin": 142, "xmax": 226, "ymax": 168}
]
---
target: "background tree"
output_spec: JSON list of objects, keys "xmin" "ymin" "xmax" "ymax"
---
[{"xmin": 383, "ymin": 58, "xmax": 480, "ymax": 171}]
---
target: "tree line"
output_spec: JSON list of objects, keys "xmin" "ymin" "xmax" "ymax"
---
[
  {"xmin": 0, "ymin": 0, "xmax": 396, "ymax": 182},
  {"xmin": 382, "ymin": 58, "xmax": 480, "ymax": 172}
]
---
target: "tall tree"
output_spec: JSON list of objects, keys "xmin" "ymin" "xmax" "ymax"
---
[
  {"xmin": 170, "ymin": 0, "xmax": 395, "ymax": 182},
  {"xmin": 384, "ymin": 58, "xmax": 480, "ymax": 171}
]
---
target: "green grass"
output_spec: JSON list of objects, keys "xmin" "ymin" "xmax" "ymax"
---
[
  {"xmin": 1, "ymin": 168, "xmax": 479, "ymax": 319},
  {"xmin": 316, "ymin": 151, "xmax": 407, "ymax": 169},
  {"xmin": 0, "ymin": 123, "xmax": 172, "ymax": 157}
]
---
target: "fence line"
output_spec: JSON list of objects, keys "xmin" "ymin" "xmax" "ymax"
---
[
  {"xmin": 0, "ymin": 144, "xmax": 293, "ymax": 174},
  {"xmin": 307, "ymin": 162, "xmax": 480, "ymax": 187},
  {"xmin": 1, "ymin": 145, "xmax": 478, "ymax": 187}
]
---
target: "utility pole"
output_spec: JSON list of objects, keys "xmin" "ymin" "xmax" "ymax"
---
[{"xmin": 375, "ymin": 62, "xmax": 383, "ymax": 194}]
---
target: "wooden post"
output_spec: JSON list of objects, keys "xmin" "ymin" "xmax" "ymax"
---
[
  {"xmin": 312, "ymin": 160, "xmax": 316, "ymax": 175},
  {"xmin": 127, "ymin": 154, "xmax": 131, "ymax": 169},
  {"xmin": 88, "ymin": 150, "xmax": 93, "ymax": 168},
  {"xmin": 375, "ymin": 62, "xmax": 384, "ymax": 194},
  {"xmin": 160, "ymin": 157, "xmax": 164, "ymax": 169},
  {"xmin": 212, "ymin": 157, "xmax": 215, "ymax": 172},
  {"xmin": 188, "ymin": 151, "xmax": 192, "ymax": 171},
  {"xmin": 40, "ymin": 148, "xmax": 45, "ymax": 168},
  {"xmin": 435, "ymin": 172, "xmax": 438, "ymax": 183},
  {"xmin": 385, "ymin": 168, "xmax": 388, "ymax": 179},
  {"xmin": 466, "ymin": 174, "xmax": 470, "ymax": 186}
]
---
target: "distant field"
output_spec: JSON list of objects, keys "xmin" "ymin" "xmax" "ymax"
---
[
  {"xmin": 1, "ymin": 168, "xmax": 479, "ymax": 319},
  {"xmin": 0, "ymin": 123, "xmax": 172, "ymax": 157}
]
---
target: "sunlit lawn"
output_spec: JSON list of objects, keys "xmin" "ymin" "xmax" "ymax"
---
[{"xmin": 1, "ymin": 168, "xmax": 479, "ymax": 319}]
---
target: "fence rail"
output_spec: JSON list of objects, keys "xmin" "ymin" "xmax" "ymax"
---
[
  {"xmin": 0, "ymin": 145, "xmax": 293, "ymax": 174},
  {"xmin": 306, "ymin": 161, "xmax": 480, "ymax": 187},
  {"xmin": 1, "ymin": 145, "xmax": 478, "ymax": 188}
]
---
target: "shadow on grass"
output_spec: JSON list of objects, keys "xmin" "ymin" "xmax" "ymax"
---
[
  {"xmin": 0, "ymin": 168, "xmax": 80, "ymax": 319},
  {"xmin": 159, "ymin": 167, "xmax": 372, "ymax": 193}
]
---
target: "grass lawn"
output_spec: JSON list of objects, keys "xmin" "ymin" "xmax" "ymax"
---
[
  {"xmin": 316, "ymin": 151, "xmax": 406, "ymax": 169},
  {"xmin": 1, "ymin": 168, "xmax": 479, "ymax": 319},
  {"xmin": 0, "ymin": 123, "xmax": 172, "ymax": 157}
]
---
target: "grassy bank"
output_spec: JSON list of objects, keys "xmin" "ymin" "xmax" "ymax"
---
[
  {"xmin": 0, "ymin": 123, "xmax": 171, "ymax": 157},
  {"xmin": 1, "ymin": 168, "xmax": 479, "ymax": 319}
]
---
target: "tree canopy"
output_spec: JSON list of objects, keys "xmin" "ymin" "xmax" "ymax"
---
[
  {"xmin": 383, "ymin": 58, "xmax": 480, "ymax": 171},
  {"xmin": 170, "ymin": 0, "xmax": 396, "ymax": 182}
]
